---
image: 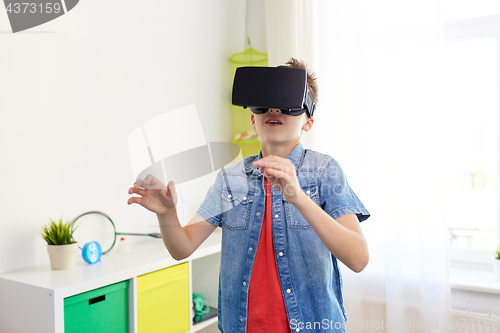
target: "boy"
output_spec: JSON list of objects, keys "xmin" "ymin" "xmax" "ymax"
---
[{"xmin": 128, "ymin": 58, "xmax": 370, "ymax": 333}]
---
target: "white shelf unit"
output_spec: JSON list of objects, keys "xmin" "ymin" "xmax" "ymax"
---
[
  {"xmin": 0, "ymin": 230, "xmax": 222, "ymax": 333},
  {"xmin": 191, "ymin": 252, "xmax": 221, "ymax": 332}
]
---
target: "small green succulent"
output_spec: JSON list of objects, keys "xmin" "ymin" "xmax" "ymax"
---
[{"xmin": 39, "ymin": 217, "xmax": 77, "ymax": 245}]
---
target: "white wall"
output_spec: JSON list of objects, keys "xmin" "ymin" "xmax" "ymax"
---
[
  {"xmin": 0, "ymin": 0, "xmax": 246, "ymax": 273},
  {"xmin": 246, "ymin": 0, "xmax": 267, "ymax": 52}
]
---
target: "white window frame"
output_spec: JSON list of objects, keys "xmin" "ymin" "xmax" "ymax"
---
[{"xmin": 444, "ymin": 14, "xmax": 500, "ymax": 270}]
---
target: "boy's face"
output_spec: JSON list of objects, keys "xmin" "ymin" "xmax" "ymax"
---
[{"xmin": 251, "ymin": 108, "xmax": 314, "ymax": 143}]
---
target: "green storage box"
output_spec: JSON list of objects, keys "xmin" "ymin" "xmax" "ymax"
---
[{"xmin": 64, "ymin": 280, "xmax": 129, "ymax": 333}]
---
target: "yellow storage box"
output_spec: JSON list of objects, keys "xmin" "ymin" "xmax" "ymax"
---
[{"xmin": 137, "ymin": 262, "xmax": 189, "ymax": 333}]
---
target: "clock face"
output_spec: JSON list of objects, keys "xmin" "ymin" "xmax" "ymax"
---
[
  {"xmin": 82, "ymin": 241, "xmax": 102, "ymax": 264},
  {"xmin": 88, "ymin": 243, "xmax": 98, "ymax": 262}
]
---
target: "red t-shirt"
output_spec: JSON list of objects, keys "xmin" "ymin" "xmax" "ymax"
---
[{"xmin": 247, "ymin": 177, "xmax": 290, "ymax": 332}]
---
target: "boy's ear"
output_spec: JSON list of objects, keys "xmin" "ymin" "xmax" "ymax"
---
[{"xmin": 303, "ymin": 117, "xmax": 314, "ymax": 132}]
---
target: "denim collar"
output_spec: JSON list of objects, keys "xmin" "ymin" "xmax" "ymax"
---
[{"xmin": 244, "ymin": 142, "xmax": 305, "ymax": 176}]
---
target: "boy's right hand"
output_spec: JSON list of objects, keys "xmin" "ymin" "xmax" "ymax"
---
[{"xmin": 127, "ymin": 175, "xmax": 178, "ymax": 216}]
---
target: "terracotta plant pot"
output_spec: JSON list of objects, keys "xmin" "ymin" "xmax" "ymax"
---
[{"xmin": 47, "ymin": 243, "xmax": 78, "ymax": 270}]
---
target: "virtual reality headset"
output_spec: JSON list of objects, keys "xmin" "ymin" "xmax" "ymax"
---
[{"xmin": 231, "ymin": 66, "xmax": 315, "ymax": 117}]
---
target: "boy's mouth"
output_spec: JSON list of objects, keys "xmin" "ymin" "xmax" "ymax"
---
[{"xmin": 266, "ymin": 117, "xmax": 283, "ymax": 125}]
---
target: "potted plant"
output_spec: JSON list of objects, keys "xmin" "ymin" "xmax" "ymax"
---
[
  {"xmin": 494, "ymin": 246, "xmax": 500, "ymax": 281},
  {"xmin": 39, "ymin": 217, "xmax": 78, "ymax": 270}
]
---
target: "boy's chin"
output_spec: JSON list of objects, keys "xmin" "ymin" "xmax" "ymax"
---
[{"xmin": 261, "ymin": 136, "xmax": 300, "ymax": 143}]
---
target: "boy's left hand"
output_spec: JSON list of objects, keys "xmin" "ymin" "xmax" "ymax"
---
[{"xmin": 253, "ymin": 156, "xmax": 305, "ymax": 205}]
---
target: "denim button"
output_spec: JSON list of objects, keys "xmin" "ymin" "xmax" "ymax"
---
[
  {"xmin": 243, "ymin": 281, "xmax": 246, "ymax": 286},
  {"xmin": 296, "ymin": 328, "xmax": 300, "ymax": 332},
  {"xmin": 256, "ymin": 212, "xmax": 260, "ymax": 216},
  {"xmin": 306, "ymin": 190, "xmax": 310, "ymax": 194},
  {"xmin": 279, "ymin": 252, "xmax": 283, "ymax": 256},
  {"xmin": 240, "ymin": 318, "xmax": 244, "ymax": 322},
  {"xmin": 227, "ymin": 194, "xmax": 232, "ymax": 198},
  {"xmin": 243, "ymin": 196, "xmax": 247, "ymax": 200},
  {"xmin": 274, "ymin": 214, "xmax": 279, "ymax": 219},
  {"xmin": 286, "ymin": 289, "xmax": 291, "ymax": 293},
  {"xmin": 249, "ymin": 247, "xmax": 253, "ymax": 251}
]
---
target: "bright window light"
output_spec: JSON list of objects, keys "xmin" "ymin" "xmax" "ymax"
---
[
  {"xmin": 441, "ymin": 0, "xmax": 500, "ymax": 22},
  {"xmin": 441, "ymin": 37, "xmax": 498, "ymax": 249}
]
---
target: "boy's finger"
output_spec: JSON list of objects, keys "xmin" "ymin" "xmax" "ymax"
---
[
  {"xmin": 255, "ymin": 158, "xmax": 284, "ymax": 167},
  {"xmin": 144, "ymin": 174, "xmax": 156, "ymax": 182},
  {"xmin": 259, "ymin": 162, "xmax": 294, "ymax": 175},
  {"xmin": 264, "ymin": 167, "xmax": 285, "ymax": 178},
  {"xmin": 258, "ymin": 155, "xmax": 287, "ymax": 163},
  {"xmin": 127, "ymin": 197, "xmax": 142, "ymax": 205},
  {"xmin": 167, "ymin": 182, "xmax": 178, "ymax": 202},
  {"xmin": 129, "ymin": 185, "xmax": 145, "ymax": 195}
]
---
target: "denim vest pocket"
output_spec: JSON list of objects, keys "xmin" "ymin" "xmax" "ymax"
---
[
  {"xmin": 285, "ymin": 184, "xmax": 319, "ymax": 229},
  {"xmin": 220, "ymin": 188, "xmax": 254, "ymax": 230}
]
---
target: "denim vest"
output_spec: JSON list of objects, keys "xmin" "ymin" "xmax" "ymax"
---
[{"xmin": 196, "ymin": 142, "xmax": 370, "ymax": 333}]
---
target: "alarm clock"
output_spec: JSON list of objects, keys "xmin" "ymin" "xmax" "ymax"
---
[{"xmin": 82, "ymin": 241, "xmax": 102, "ymax": 264}]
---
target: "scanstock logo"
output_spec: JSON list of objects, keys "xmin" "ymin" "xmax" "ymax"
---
[{"xmin": 3, "ymin": 0, "xmax": 79, "ymax": 33}]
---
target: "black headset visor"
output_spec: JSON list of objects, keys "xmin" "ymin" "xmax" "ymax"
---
[{"xmin": 231, "ymin": 67, "xmax": 315, "ymax": 117}]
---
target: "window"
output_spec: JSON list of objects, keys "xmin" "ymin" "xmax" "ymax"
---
[
  {"xmin": 441, "ymin": 0, "xmax": 500, "ymax": 22},
  {"xmin": 442, "ymin": 12, "xmax": 500, "ymax": 267}
]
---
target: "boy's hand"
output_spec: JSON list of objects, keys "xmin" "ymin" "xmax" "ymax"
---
[
  {"xmin": 127, "ymin": 174, "xmax": 178, "ymax": 216},
  {"xmin": 253, "ymin": 156, "xmax": 306, "ymax": 205}
]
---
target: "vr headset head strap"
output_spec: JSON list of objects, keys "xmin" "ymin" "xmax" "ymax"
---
[{"xmin": 304, "ymin": 88, "xmax": 315, "ymax": 118}]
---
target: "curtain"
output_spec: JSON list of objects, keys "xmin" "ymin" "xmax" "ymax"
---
[
  {"xmin": 264, "ymin": 1, "xmax": 452, "ymax": 332},
  {"xmin": 264, "ymin": 0, "xmax": 317, "ymax": 151}
]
